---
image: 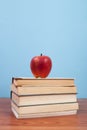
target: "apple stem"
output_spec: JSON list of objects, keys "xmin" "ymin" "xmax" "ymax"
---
[{"xmin": 41, "ymin": 53, "xmax": 42, "ymax": 56}]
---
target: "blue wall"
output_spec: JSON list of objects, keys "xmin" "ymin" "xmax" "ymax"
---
[{"xmin": 0, "ymin": 0, "xmax": 87, "ymax": 97}]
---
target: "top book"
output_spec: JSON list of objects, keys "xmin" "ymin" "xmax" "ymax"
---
[{"xmin": 12, "ymin": 77, "xmax": 75, "ymax": 87}]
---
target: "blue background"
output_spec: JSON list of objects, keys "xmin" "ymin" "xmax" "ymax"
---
[{"xmin": 0, "ymin": 0, "xmax": 87, "ymax": 97}]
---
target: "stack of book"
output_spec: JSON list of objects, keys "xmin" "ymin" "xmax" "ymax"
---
[{"xmin": 11, "ymin": 77, "xmax": 79, "ymax": 119}]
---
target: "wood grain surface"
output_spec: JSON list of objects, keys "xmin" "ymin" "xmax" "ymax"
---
[{"xmin": 0, "ymin": 98, "xmax": 87, "ymax": 130}]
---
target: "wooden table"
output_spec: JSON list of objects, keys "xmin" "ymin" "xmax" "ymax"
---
[{"xmin": 0, "ymin": 98, "xmax": 87, "ymax": 130}]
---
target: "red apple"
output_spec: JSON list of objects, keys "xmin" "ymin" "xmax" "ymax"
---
[{"xmin": 30, "ymin": 54, "xmax": 52, "ymax": 78}]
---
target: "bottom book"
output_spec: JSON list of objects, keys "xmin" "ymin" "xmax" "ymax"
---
[
  {"xmin": 11, "ymin": 101, "xmax": 79, "ymax": 118},
  {"xmin": 11, "ymin": 101, "xmax": 78, "ymax": 114},
  {"xmin": 12, "ymin": 107, "xmax": 78, "ymax": 119}
]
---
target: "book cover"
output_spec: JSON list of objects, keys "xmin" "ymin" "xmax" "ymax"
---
[
  {"xmin": 12, "ymin": 92, "xmax": 77, "ymax": 106},
  {"xmin": 11, "ymin": 83, "xmax": 77, "ymax": 95},
  {"xmin": 12, "ymin": 77, "xmax": 75, "ymax": 87}
]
